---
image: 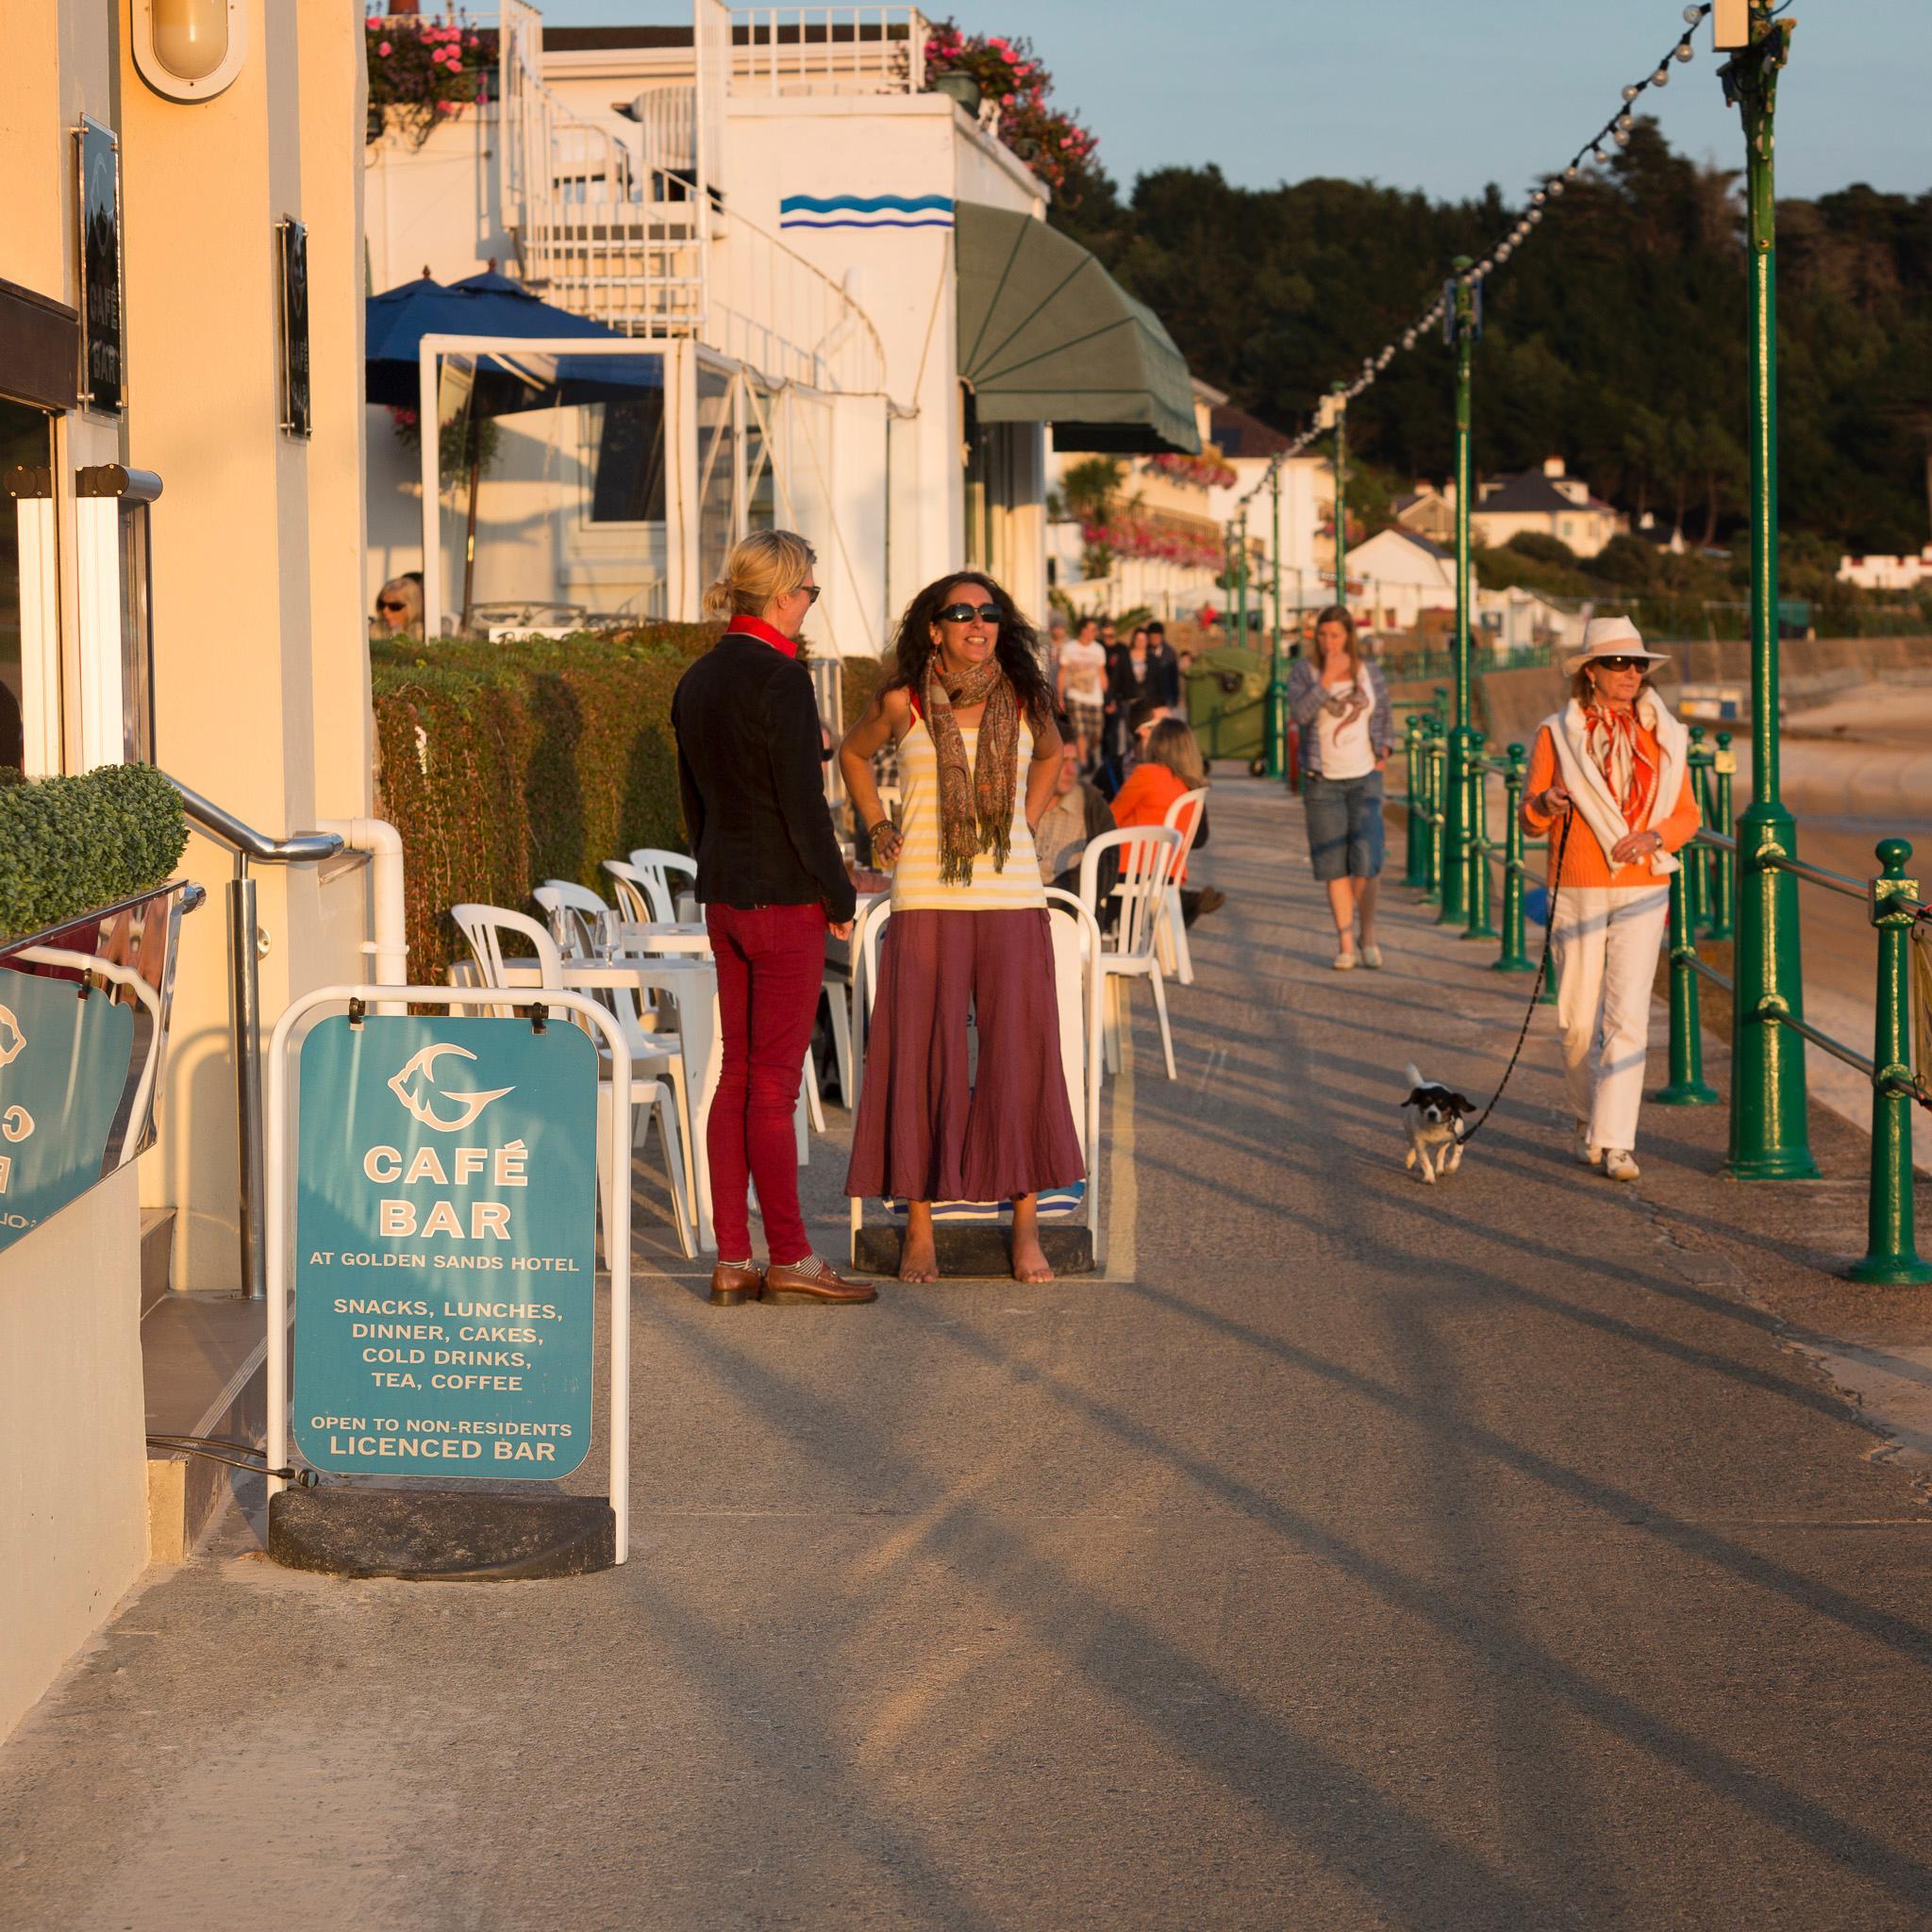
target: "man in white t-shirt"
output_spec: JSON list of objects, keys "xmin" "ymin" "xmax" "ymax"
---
[{"xmin": 1058, "ymin": 617, "xmax": 1108, "ymax": 771}]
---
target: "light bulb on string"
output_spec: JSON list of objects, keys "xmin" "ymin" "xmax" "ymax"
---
[
  {"xmin": 1547, "ymin": 178, "xmax": 1565, "ymax": 196},
  {"xmin": 1528, "ymin": 208, "xmax": 1542, "ymax": 224},
  {"xmin": 1682, "ymin": 2, "xmax": 1703, "ymax": 20},
  {"xmin": 1564, "ymin": 164, "xmax": 1579, "ymax": 180},
  {"xmin": 1591, "ymin": 144, "xmax": 1608, "ymax": 165},
  {"xmin": 1674, "ymin": 39, "xmax": 1694, "ymax": 61},
  {"xmin": 1651, "ymin": 66, "xmax": 1669, "ymax": 86},
  {"xmin": 1613, "ymin": 126, "xmax": 1631, "ymax": 147},
  {"xmin": 1617, "ymin": 111, "xmax": 1634, "ymax": 129},
  {"xmin": 1622, "ymin": 83, "xmax": 1641, "ymax": 102}
]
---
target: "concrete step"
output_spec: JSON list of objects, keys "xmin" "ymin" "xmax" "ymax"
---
[
  {"xmin": 138, "ymin": 1208, "xmax": 175, "ymax": 1318},
  {"xmin": 140, "ymin": 1291, "xmax": 269, "ymax": 1565}
]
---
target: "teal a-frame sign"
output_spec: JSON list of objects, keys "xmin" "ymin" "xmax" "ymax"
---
[{"xmin": 291, "ymin": 1012, "xmax": 600, "ymax": 1480}]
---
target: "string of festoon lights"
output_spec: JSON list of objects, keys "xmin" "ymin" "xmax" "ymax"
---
[{"xmin": 1234, "ymin": 2, "xmax": 1716, "ymax": 515}]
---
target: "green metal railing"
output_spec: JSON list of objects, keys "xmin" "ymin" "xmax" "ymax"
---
[{"xmin": 1658, "ymin": 830, "xmax": 1932, "ymax": 1285}]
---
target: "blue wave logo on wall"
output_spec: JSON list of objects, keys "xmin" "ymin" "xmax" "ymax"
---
[{"xmin": 779, "ymin": 193, "xmax": 955, "ymax": 231}]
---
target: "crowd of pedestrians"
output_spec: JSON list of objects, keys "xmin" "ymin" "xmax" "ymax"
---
[{"xmin": 671, "ymin": 530, "xmax": 1690, "ymax": 1301}]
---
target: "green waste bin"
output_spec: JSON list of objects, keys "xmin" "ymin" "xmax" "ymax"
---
[{"xmin": 1186, "ymin": 646, "xmax": 1274, "ymax": 767}]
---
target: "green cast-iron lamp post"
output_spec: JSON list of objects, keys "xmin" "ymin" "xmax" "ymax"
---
[
  {"xmin": 1441, "ymin": 258, "xmax": 1478, "ymax": 927},
  {"xmin": 1720, "ymin": 0, "xmax": 1815, "ymax": 1179}
]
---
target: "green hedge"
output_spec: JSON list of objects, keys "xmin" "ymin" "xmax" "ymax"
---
[
  {"xmin": 0, "ymin": 764, "xmax": 190, "ymax": 941},
  {"xmin": 372, "ymin": 627, "xmax": 887, "ymax": 983}
]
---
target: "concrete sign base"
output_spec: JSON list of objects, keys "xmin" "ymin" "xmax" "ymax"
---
[{"xmin": 267, "ymin": 1488, "xmax": 615, "ymax": 1581}]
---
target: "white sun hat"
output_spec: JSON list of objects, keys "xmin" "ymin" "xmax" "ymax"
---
[{"xmin": 1562, "ymin": 614, "xmax": 1669, "ymax": 678}]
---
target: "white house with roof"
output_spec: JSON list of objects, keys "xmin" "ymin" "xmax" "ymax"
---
[
  {"xmin": 1343, "ymin": 525, "xmax": 1457, "ymax": 636},
  {"xmin": 1838, "ymin": 545, "xmax": 1932, "ymax": 591},
  {"xmin": 361, "ymin": 4, "xmax": 1203, "ymax": 656},
  {"xmin": 1468, "ymin": 457, "xmax": 1626, "ymax": 559}
]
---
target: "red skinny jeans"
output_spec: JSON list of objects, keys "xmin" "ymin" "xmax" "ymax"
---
[{"xmin": 705, "ymin": 901, "xmax": 826, "ymax": 1264}]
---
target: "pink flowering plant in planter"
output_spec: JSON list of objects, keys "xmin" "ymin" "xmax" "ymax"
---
[
  {"xmin": 1146, "ymin": 452, "xmax": 1239, "ymax": 492},
  {"xmin": 923, "ymin": 22, "xmax": 1102, "ymax": 204},
  {"xmin": 366, "ymin": 11, "xmax": 498, "ymax": 148}
]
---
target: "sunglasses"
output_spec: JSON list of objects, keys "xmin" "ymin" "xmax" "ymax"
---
[
  {"xmin": 938, "ymin": 602, "xmax": 1001, "ymax": 625},
  {"xmin": 797, "ymin": 584, "xmax": 822, "ymax": 605},
  {"xmin": 377, "ymin": 600, "xmax": 409, "ymax": 614},
  {"xmin": 1592, "ymin": 655, "xmax": 1648, "ymax": 672}
]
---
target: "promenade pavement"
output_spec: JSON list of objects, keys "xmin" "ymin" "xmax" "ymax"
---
[{"xmin": 6, "ymin": 778, "xmax": 1932, "ymax": 1930}]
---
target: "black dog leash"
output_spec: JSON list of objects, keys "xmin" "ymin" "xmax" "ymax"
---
[{"xmin": 1457, "ymin": 808, "xmax": 1573, "ymax": 1146}]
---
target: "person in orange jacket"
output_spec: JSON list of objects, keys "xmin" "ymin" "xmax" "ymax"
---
[
  {"xmin": 1110, "ymin": 718, "xmax": 1224, "ymax": 925},
  {"xmin": 1521, "ymin": 617, "xmax": 1701, "ymax": 1184}
]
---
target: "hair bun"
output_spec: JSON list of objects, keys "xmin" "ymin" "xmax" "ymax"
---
[{"xmin": 700, "ymin": 576, "xmax": 735, "ymax": 620}]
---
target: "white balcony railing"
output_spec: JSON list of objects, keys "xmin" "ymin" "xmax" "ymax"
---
[{"xmin": 731, "ymin": 7, "xmax": 929, "ymax": 96}]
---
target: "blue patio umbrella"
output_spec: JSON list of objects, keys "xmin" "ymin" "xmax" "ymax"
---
[{"xmin": 365, "ymin": 271, "xmax": 663, "ymax": 624}]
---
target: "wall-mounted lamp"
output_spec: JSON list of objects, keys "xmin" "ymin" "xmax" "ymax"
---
[{"xmin": 131, "ymin": 0, "xmax": 249, "ymax": 103}]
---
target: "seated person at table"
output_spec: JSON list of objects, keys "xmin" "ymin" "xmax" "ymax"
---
[
  {"xmin": 1035, "ymin": 711, "xmax": 1116, "ymax": 899},
  {"xmin": 1109, "ymin": 718, "xmax": 1224, "ymax": 926}
]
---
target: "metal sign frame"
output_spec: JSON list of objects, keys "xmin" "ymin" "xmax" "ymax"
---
[{"xmin": 265, "ymin": 984, "xmax": 634, "ymax": 1558}]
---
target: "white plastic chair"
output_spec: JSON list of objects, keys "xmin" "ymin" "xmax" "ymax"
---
[
  {"xmin": 603, "ymin": 858, "xmax": 675, "ymax": 926},
  {"xmin": 535, "ymin": 878, "xmax": 720, "ymax": 1239},
  {"xmin": 1157, "ymin": 787, "xmax": 1210, "ymax": 985},
  {"xmin": 450, "ymin": 903, "xmax": 696, "ymax": 1259},
  {"xmin": 626, "ymin": 849, "xmax": 699, "ymax": 923},
  {"xmin": 1077, "ymin": 825, "xmax": 1183, "ymax": 1081},
  {"xmin": 845, "ymin": 892, "xmax": 1104, "ymax": 1259},
  {"xmin": 534, "ymin": 879, "xmax": 618, "ymax": 958}
]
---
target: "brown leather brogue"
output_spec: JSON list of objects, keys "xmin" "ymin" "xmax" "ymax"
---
[
  {"xmin": 760, "ymin": 1257, "xmax": 877, "ymax": 1305},
  {"xmin": 708, "ymin": 1259, "xmax": 765, "ymax": 1307}
]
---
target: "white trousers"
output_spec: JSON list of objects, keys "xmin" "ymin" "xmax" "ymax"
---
[{"xmin": 1550, "ymin": 883, "xmax": 1670, "ymax": 1153}]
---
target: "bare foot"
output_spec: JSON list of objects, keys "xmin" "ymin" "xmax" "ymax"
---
[
  {"xmin": 1010, "ymin": 1231, "xmax": 1055, "ymax": 1284},
  {"xmin": 898, "ymin": 1229, "xmax": 940, "ymax": 1283}
]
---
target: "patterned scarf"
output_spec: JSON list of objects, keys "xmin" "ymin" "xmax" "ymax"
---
[
  {"xmin": 1583, "ymin": 703, "xmax": 1658, "ymax": 830},
  {"xmin": 922, "ymin": 653, "xmax": 1019, "ymax": 885}
]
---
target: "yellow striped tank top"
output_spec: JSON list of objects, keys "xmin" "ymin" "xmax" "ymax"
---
[{"xmin": 889, "ymin": 716, "xmax": 1047, "ymax": 912}]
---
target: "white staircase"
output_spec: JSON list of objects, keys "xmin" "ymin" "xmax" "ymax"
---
[
  {"xmin": 497, "ymin": 1, "xmax": 888, "ymax": 393},
  {"xmin": 498, "ymin": 0, "xmax": 713, "ymax": 336}
]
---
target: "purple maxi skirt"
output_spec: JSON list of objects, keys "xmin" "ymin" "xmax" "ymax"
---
[{"xmin": 844, "ymin": 908, "xmax": 1086, "ymax": 1204}]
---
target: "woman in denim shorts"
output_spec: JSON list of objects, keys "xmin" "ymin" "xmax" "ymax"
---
[{"xmin": 1287, "ymin": 606, "xmax": 1392, "ymax": 969}]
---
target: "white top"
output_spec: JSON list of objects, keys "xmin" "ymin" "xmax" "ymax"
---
[
  {"xmin": 890, "ymin": 716, "xmax": 1047, "ymax": 912},
  {"xmin": 1314, "ymin": 669, "xmax": 1376, "ymax": 780},
  {"xmin": 1059, "ymin": 639, "xmax": 1108, "ymax": 702}
]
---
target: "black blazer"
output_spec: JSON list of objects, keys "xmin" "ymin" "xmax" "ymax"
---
[
  {"xmin": 671, "ymin": 632, "xmax": 858, "ymax": 921},
  {"xmin": 1106, "ymin": 643, "xmax": 1181, "ymax": 713}
]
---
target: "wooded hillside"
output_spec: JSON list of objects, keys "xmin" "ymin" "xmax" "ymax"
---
[{"xmin": 1055, "ymin": 122, "xmax": 1932, "ymax": 555}]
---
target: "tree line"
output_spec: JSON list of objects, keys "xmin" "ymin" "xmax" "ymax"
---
[{"xmin": 1053, "ymin": 122, "xmax": 1932, "ymax": 557}]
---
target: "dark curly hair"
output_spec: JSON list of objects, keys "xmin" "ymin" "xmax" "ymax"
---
[{"xmin": 884, "ymin": 571, "xmax": 1054, "ymax": 724}]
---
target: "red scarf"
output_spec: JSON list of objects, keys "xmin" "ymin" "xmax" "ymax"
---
[
  {"xmin": 724, "ymin": 613, "xmax": 799, "ymax": 660},
  {"xmin": 1583, "ymin": 704, "xmax": 1657, "ymax": 830}
]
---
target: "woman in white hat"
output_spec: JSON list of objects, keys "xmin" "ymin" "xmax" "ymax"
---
[{"xmin": 1520, "ymin": 616, "xmax": 1702, "ymax": 1182}]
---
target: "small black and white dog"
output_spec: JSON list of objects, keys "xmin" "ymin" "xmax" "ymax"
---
[{"xmin": 1401, "ymin": 1062, "xmax": 1474, "ymax": 1184}]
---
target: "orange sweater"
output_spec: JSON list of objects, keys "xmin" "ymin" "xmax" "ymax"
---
[
  {"xmin": 1111, "ymin": 762, "xmax": 1199, "ymax": 881},
  {"xmin": 1521, "ymin": 721, "xmax": 1701, "ymax": 889}
]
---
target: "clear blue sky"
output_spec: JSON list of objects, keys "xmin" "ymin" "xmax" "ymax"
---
[{"xmin": 537, "ymin": 0, "xmax": 1930, "ymax": 203}]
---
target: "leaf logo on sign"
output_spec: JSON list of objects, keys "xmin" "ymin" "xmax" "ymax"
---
[
  {"xmin": 0, "ymin": 1005, "xmax": 24, "ymax": 1071},
  {"xmin": 387, "ymin": 1043, "xmax": 514, "ymax": 1133}
]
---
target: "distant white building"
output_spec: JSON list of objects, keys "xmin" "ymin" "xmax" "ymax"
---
[
  {"xmin": 361, "ymin": 4, "xmax": 1206, "ymax": 652},
  {"xmin": 1470, "ymin": 457, "xmax": 1626, "ymax": 560},
  {"xmin": 1839, "ymin": 545, "xmax": 1932, "ymax": 591},
  {"xmin": 1343, "ymin": 526, "xmax": 1457, "ymax": 635}
]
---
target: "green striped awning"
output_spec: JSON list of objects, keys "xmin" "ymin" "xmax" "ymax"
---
[{"xmin": 955, "ymin": 201, "xmax": 1201, "ymax": 457}]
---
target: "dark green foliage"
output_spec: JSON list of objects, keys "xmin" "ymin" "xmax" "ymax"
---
[
  {"xmin": 1507, "ymin": 531, "xmax": 1580, "ymax": 569},
  {"xmin": 1054, "ymin": 122, "xmax": 1932, "ymax": 554},
  {"xmin": 371, "ymin": 627, "xmax": 886, "ymax": 982},
  {"xmin": 0, "ymin": 764, "xmax": 189, "ymax": 941},
  {"xmin": 1591, "ymin": 533, "xmax": 1660, "ymax": 587}
]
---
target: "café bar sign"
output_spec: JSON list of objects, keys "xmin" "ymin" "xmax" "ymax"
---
[{"xmin": 291, "ymin": 1013, "xmax": 599, "ymax": 1479}]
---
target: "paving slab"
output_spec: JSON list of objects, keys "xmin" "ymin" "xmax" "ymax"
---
[{"xmin": 5, "ymin": 777, "xmax": 1932, "ymax": 1932}]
